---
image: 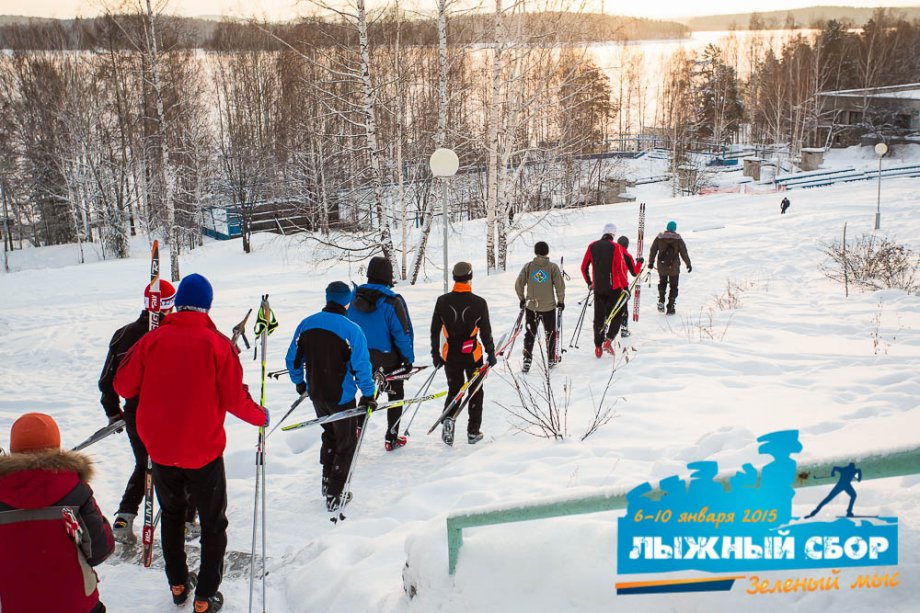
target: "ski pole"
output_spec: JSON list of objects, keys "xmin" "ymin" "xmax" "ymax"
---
[
  {"xmin": 71, "ymin": 420, "xmax": 126, "ymax": 451},
  {"xmin": 250, "ymin": 294, "xmax": 274, "ymax": 613},
  {"xmin": 396, "ymin": 365, "xmax": 441, "ymax": 437},
  {"xmin": 268, "ymin": 392, "xmax": 309, "ymax": 437},
  {"xmin": 569, "ymin": 287, "xmax": 591, "ymax": 348},
  {"xmin": 267, "ymin": 369, "xmax": 288, "ymax": 380},
  {"xmin": 331, "ymin": 407, "xmax": 371, "ymax": 524}
]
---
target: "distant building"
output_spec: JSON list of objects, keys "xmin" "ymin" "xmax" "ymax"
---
[{"xmin": 817, "ymin": 83, "xmax": 920, "ymax": 147}]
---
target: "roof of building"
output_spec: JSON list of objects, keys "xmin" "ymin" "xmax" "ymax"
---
[{"xmin": 818, "ymin": 83, "xmax": 920, "ymax": 101}]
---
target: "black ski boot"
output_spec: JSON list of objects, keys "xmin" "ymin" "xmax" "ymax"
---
[
  {"xmin": 171, "ymin": 572, "xmax": 197, "ymax": 605},
  {"xmin": 326, "ymin": 491, "xmax": 353, "ymax": 512},
  {"xmin": 620, "ymin": 326, "xmax": 631, "ymax": 338},
  {"xmin": 468, "ymin": 432, "xmax": 484, "ymax": 445},
  {"xmin": 442, "ymin": 417, "xmax": 455, "ymax": 446},
  {"xmin": 666, "ymin": 304, "xmax": 676, "ymax": 315},
  {"xmin": 522, "ymin": 359, "xmax": 532, "ymax": 373},
  {"xmin": 193, "ymin": 591, "xmax": 223, "ymax": 612},
  {"xmin": 657, "ymin": 301, "xmax": 665, "ymax": 313}
]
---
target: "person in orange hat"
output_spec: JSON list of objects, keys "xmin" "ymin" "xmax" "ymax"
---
[
  {"xmin": 0, "ymin": 412, "xmax": 115, "ymax": 612},
  {"xmin": 98, "ymin": 280, "xmax": 198, "ymax": 543}
]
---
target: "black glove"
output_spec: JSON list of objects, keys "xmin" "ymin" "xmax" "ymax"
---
[
  {"xmin": 586, "ymin": 279, "xmax": 593, "ymax": 288},
  {"xmin": 487, "ymin": 353, "xmax": 497, "ymax": 367},
  {"xmin": 296, "ymin": 382, "xmax": 307, "ymax": 396},
  {"xmin": 636, "ymin": 257, "xmax": 645, "ymax": 265},
  {"xmin": 687, "ymin": 265, "xmax": 692, "ymax": 273},
  {"xmin": 648, "ymin": 262, "xmax": 654, "ymax": 270},
  {"xmin": 359, "ymin": 396, "xmax": 378, "ymax": 411},
  {"xmin": 519, "ymin": 300, "xmax": 526, "ymax": 309},
  {"xmin": 432, "ymin": 353, "xmax": 445, "ymax": 368},
  {"xmin": 108, "ymin": 413, "xmax": 125, "ymax": 433},
  {"xmin": 557, "ymin": 303, "xmax": 565, "ymax": 311}
]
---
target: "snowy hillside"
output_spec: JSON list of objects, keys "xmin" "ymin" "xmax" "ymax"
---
[{"xmin": 1, "ymin": 175, "xmax": 918, "ymax": 612}]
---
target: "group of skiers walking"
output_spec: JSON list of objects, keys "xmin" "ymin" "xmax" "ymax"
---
[{"xmin": 0, "ymin": 217, "xmax": 691, "ymax": 612}]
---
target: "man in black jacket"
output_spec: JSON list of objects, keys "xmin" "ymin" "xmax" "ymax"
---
[
  {"xmin": 98, "ymin": 281, "xmax": 195, "ymax": 542},
  {"xmin": 430, "ymin": 262, "xmax": 496, "ymax": 446}
]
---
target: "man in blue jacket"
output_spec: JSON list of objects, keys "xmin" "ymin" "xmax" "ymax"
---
[
  {"xmin": 286, "ymin": 281, "xmax": 377, "ymax": 511},
  {"xmin": 348, "ymin": 256, "xmax": 415, "ymax": 451}
]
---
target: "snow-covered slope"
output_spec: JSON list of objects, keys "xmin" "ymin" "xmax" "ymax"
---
[{"xmin": 1, "ymin": 176, "xmax": 918, "ymax": 612}]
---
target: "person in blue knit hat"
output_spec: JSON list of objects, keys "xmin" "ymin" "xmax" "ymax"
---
[
  {"xmin": 648, "ymin": 220, "xmax": 692, "ymax": 315},
  {"xmin": 285, "ymin": 281, "xmax": 376, "ymax": 511},
  {"xmin": 174, "ymin": 273, "xmax": 214, "ymax": 312}
]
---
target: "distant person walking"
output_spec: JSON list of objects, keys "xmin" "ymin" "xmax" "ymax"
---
[
  {"xmin": 648, "ymin": 220, "xmax": 692, "ymax": 316},
  {"xmin": 515, "ymin": 241, "xmax": 565, "ymax": 372},
  {"xmin": 781, "ymin": 197, "xmax": 791, "ymax": 214}
]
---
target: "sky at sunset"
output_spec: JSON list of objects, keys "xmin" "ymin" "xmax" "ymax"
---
[{"xmin": 4, "ymin": 0, "xmax": 919, "ymax": 21}]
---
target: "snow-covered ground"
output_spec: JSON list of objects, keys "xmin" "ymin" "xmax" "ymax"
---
[{"xmin": 1, "ymin": 165, "xmax": 919, "ymax": 612}]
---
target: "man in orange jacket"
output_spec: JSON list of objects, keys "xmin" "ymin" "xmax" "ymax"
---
[{"xmin": 115, "ymin": 273, "xmax": 267, "ymax": 613}]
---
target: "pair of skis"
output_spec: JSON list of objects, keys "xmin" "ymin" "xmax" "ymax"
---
[
  {"xmin": 425, "ymin": 310, "xmax": 525, "ymax": 438},
  {"xmin": 279, "ymin": 390, "xmax": 447, "ymax": 432}
]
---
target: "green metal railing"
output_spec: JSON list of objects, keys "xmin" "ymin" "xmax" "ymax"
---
[{"xmin": 446, "ymin": 446, "xmax": 920, "ymax": 574}]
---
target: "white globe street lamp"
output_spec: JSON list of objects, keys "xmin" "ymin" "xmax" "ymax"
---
[
  {"xmin": 874, "ymin": 142, "xmax": 888, "ymax": 231},
  {"xmin": 430, "ymin": 148, "xmax": 459, "ymax": 293}
]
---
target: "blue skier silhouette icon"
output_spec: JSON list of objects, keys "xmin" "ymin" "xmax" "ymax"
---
[{"xmin": 805, "ymin": 462, "xmax": 862, "ymax": 519}]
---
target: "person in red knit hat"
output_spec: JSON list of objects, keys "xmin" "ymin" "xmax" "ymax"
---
[
  {"xmin": 115, "ymin": 273, "xmax": 267, "ymax": 613},
  {"xmin": 0, "ymin": 412, "xmax": 115, "ymax": 612},
  {"xmin": 98, "ymin": 279, "xmax": 200, "ymax": 544}
]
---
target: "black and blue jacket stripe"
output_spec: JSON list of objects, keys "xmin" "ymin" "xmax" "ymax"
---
[{"xmin": 285, "ymin": 304, "xmax": 376, "ymax": 405}]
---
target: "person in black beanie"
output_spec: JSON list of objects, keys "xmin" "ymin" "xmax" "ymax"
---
[
  {"xmin": 514, "ymin": 241, "xmax": 565, "ymax": 371},
  {"xmin": 430, "ymin": 262, "xmax": 495, "ymax": 445},
  {"xmin": 348, "ymin": 257, "xmax": 415, "ymax": 451}
]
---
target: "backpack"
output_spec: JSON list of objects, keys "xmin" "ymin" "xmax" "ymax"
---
[{"xmin": 659, "ymin": 243, "xmax": 677, "ymax": 267}]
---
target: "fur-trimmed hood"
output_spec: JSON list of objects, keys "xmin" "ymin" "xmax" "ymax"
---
[{"xmin": 0, "ymin": 450, "xmax": 94, "ymax": 482}]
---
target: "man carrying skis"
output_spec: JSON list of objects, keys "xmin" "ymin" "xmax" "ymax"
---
[
  {"xmin": 99, "ymin": 280, "xmax": 196, "ymax": 543},
  {"xmin": 286, "ymin": 281, "xmax": 377, "ymax": 510},
  {"xmin": 115, "ymin": 273, "xmax": 268, "ymax": 613},
  {"xmin": 580, "ymin": 224, "xmax": 637, "ymax": 357},
  {"xmin": 514, "ymin": 241, "xmax": 565, "ymax": 372},
  {"xmin": 616, "ymin": 236, "xmax": 644, "ymax": 338},
  {"xmin": 430, "ymin": 262, "xmax": 496, "ymax": 445},
  {"xmin": 648, "ymin": 220, "xmax": 692, "ymax": 315},
  {"xmin": 0, "ymin": 413, "xmax": 115, "ymax": 613},
  {"xmin": 347, "ymin": 257, "xmax": 415, "ymax": 452}
]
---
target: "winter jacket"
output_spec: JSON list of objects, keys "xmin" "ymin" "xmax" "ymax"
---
[
  {"xmin": 430, "ymin": 282, "xmax": 495, "ymax": 366},
  {"xmin": 99, "ymin": 311, "xmax": 157, "ymax": 419},
  {"xmin": 0, "ymin": 450, "xmax": 114, "ymax": 613},
  {"xmin": 581, "ymin": 238, "xmax": 632, "ymax": 294},
  {"xmin": 648, "ymin": 231, "xmax": 691, "ymax": 277},
  {"xmin": 114, "ymin": 311, "xmax": 267, "ymax": 469},
  {"xmin": 286, "ymin": 303, "xmax": 376, "ymax": 405},
  {"xmin": 515, "ymin": 256, "xmax": 566, "ymax": 312},
  {"xmin": 347, "ymin": 283, "xmax": 415, "ymax": 364}
]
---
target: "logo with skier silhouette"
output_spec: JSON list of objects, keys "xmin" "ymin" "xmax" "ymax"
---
[{"xmin": 616, "ymin": 430, "xmax": 899, "ymax": 594}]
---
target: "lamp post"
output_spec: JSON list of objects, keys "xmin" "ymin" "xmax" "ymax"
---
[
  {"xmin": 874, "ymin": 142, "xmax": 887, "ymax": 231},
  {"xmin": 429, "ymin": 147, "xmax": 459, "ymax": 293}
]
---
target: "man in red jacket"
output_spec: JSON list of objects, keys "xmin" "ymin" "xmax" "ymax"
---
[
  {"xmin": 0, "ymin": 412, "xmax": 115, "ymax": 613},
  {"xmin": 115, "ymin": 273, "xmax": 267, "ymax": 613},
  {"xmin": 581, "ymin": 223, "xmax": 637, "ymax": 357}
]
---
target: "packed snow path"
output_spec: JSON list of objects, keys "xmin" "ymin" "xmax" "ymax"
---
[{"xmin": 1, "ymin": 177, "xmax": 918, "ymax": 612}]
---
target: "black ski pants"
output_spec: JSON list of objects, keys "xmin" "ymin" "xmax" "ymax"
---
[
  {"xmin": 523, "ymin": 308, "xmax": 557, "ymax": 363},
  {"xmin": 371, "ymin": 351, "xmax": 405, "ymax": 444},
  {"xmin": 121, "ymin": 413, "xmax": 196, "ymax": 522},
  {"xmin": 152, "ymin": 457, "xmax": 227, "ymax": 601},
  {"xmin": 313, "ymin": 399, "xmax": 358, "ymax": 498},
  {"xmin": 444, "ymin": 362, "xmax": 484, "ymax": 435},
  {"xmin": 118, "ymin": 410, "xmax": 147, "ymax": 516},
  {"xmin": 593, "ymin": 289, "xmax": 626, "ymax": 347},
  {"xmin": 657, "ymin": 273, "xmax": 679, "ymax": 307}
]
